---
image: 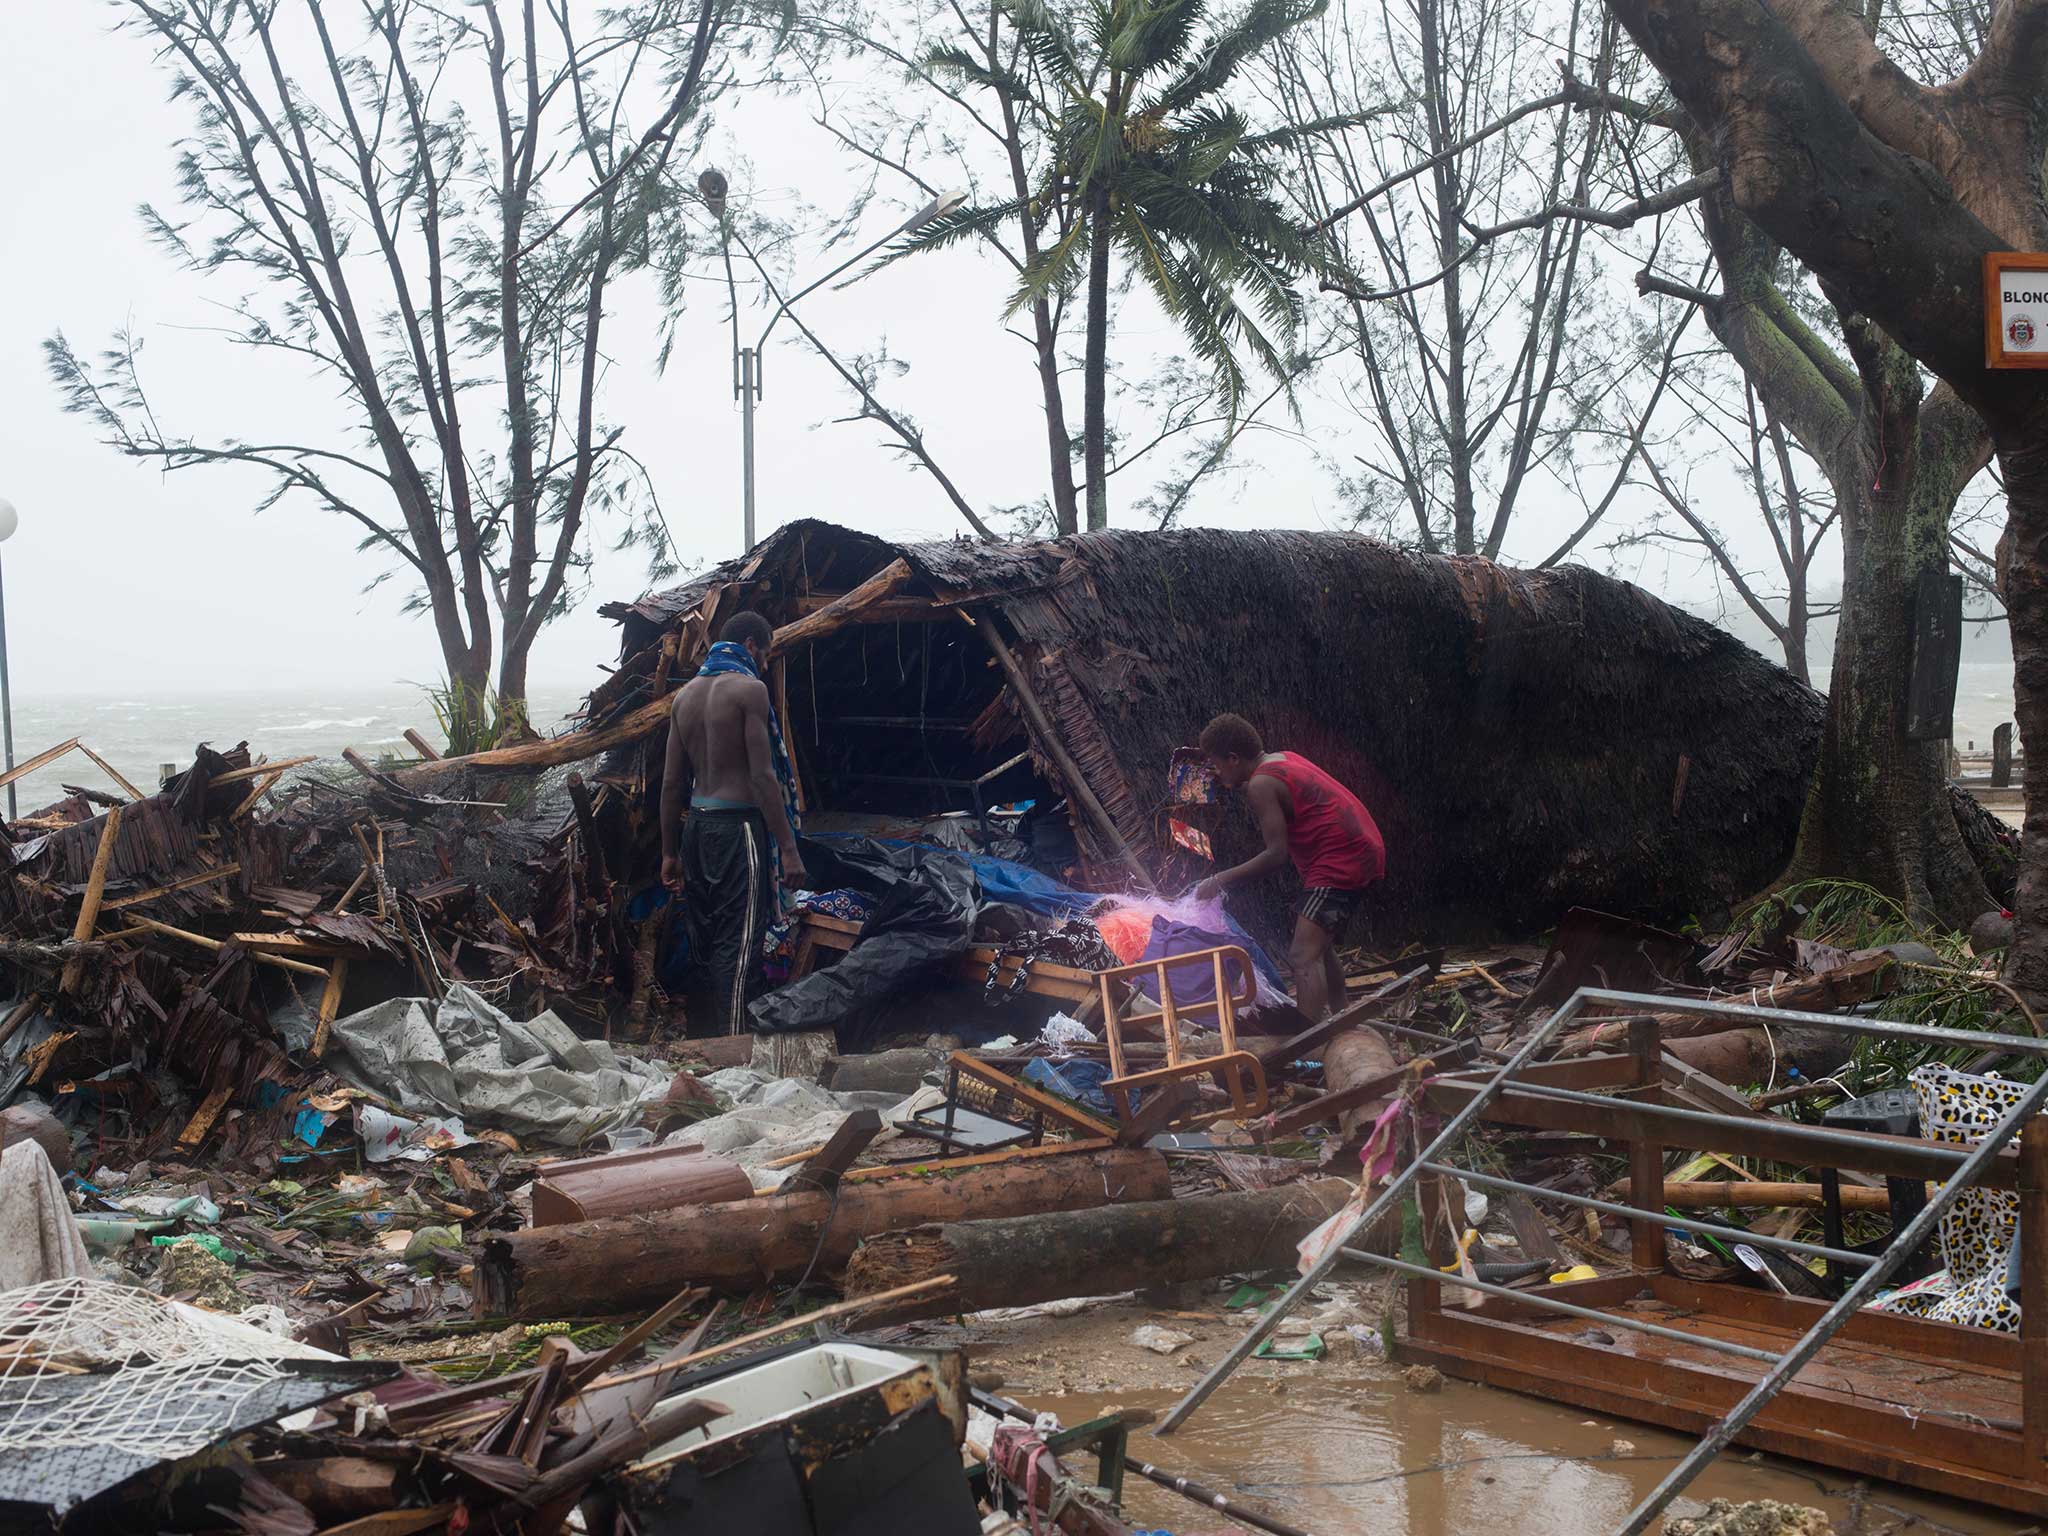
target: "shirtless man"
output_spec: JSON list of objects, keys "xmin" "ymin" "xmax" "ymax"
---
[
  {"xmin": 1194, "ymin": 713, "xmax": 1385, "ymax": 1021},
  {"xmin": 660, "ymin": 612, "xmax": 806, "ymax": 1035}
]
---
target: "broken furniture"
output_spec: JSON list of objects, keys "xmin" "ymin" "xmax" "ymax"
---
[
  {"xmin": 1162, "ymin": 986, "xmax": 2048, "ymax": 1531},
  {"xmin": 939, "ymin": 1051, "xmax": 1118, "ymax": 1142},
  {"xmin": 1096, "ymin": 944, "xmax": 1267, "ymax": 1137}
]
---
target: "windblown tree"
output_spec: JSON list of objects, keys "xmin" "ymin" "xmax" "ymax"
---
[
  {"xmin": 1601, "ymin": 0, "xmax": 2047, "ymax": 968},
  {"xmin": 47, "ymin": 0, "xmax": 755, "ymax": 735},
  {"xmin": 896, "ymin": 0, "xmax": 1338, "ymax": 530},
  {"xmin": 1262, "ymin": 0, "xmax": 1702, "ymax": 559}
]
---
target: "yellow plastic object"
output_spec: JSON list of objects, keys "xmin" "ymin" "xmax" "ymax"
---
[
  {"xmin": 1549, "ymin": 1263, "xmax": 1599, "ymax": 1284},
  {"xmin": 1438, "ymin": 1227, "xmax": 1481, "ymax": 1272}
]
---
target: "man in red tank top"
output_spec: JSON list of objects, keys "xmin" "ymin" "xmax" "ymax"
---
[{"xmin": 1193, "ymin": 713, "xmax": 1386, "ymax": 1020}]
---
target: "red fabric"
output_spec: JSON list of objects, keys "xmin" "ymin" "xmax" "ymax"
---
[{"xmin": 1252, "ymin": 752, "xmax": 1385, "ymax": 890}]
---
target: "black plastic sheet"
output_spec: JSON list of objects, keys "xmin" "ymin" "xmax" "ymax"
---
[{"xmin": 749, "ymin": 837, "xmax": 982, "ymax": 1047}]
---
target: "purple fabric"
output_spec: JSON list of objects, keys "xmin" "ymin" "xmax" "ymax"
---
[{"xmin": 1136, "ymin": 916, "xmax": 1251, "ymax": 1007}]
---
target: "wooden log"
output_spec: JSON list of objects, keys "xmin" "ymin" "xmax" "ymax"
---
[
  {"xmin": 1640, "ymin": 1180, "xmax": 1894, "ymax": 1212},
  {"xmin": 1662, "ymin": 1028, "xmax": 1776, "ymax": 1085},
  {"xmin": 476, "ymin": 1145, "xmax": 1172, "ymax": 1318},
  {"xmin": 60, "ymin": 806, "xmax": 124, "ymax": 994},
  {"xmin": 403, "ymin": 728, "xmax": 443, "ymax": 761},
  {"xmin": 842, "ymin": 1178, "xmax": 1358, "ymax": 1319},
  {"xmin": 1320, "ymin": 1027, "xmax": 1400, "ymax": 1140},
  {"xmin": 262, "ymin": 1459, "xmax": 402, "ymax": 1523}
]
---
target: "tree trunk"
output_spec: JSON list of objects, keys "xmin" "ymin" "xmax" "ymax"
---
[
  {"xmin": 1082, "ymin": 183, "xmax": 1113, "ymax": 533},
  {"xmin": 843, "ymin": 1178, "xmax": 1357, "ymax": 1318},
  {"xmin": 496, "ymin": 635, "xmax": 531, "ymax": 729},
  {"xmin": 476, "ymin": 1145, "xmax": 1171, "ymax": 1317},
  {"xmin": 1322, "ymin": 1027, "xmax": 1399, "ymax": 1140},
  {"xmin": 2001, "ymin": 423, "xmax": 2048, "ymax": 998},
  {"xmin": 1417, "ymin": 0, "xmax": 1476, "ymax": 555},
  {"xmin": 996, "ymin": 71, "xmax": 1080, "ymax": 537},
  {"xmin": 1782, "ymin": 348, "xmax": 1993, "ymax": 928}
]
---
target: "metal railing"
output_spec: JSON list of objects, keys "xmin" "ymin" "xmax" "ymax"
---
[{"xmin": 1157, "ymin": 985, "xmax": 2048, "ymax": 1532}]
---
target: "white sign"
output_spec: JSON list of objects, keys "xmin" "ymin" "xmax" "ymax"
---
[{"xmin": 1987, "ymin": 254, "xmax": 2048, "ymax": 368}]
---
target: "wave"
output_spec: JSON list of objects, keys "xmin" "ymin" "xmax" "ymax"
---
[{"xmin": 272, "ymin": 717, "xmax": 379, "ymax": 732}]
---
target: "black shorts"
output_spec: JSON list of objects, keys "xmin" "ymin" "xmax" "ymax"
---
[{"xmin": 1296, "ymin": 885, "xmax": 1366, "ymax": 935}]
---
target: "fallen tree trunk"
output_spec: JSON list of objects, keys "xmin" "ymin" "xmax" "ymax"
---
[
  {"xmin": 478, "ymin": 1146, "xmax": 1170, "ymax": 1317},
  {"xmin": 843, "ymin": 1178, "xmax": 1357, "ymax": 1318}
]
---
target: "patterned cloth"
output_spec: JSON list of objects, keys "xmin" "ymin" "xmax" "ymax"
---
[
  {"xmin": 1869, "ymin": 1064, "xmax": 2027, "ymax": 1332},
  {"xmin": 983, "ymin": 919, "xmax": 1120, "ymax": 1004},
  {"xmin": 696, "ymin": 640, "xmax": 802, "ymax": 890}
]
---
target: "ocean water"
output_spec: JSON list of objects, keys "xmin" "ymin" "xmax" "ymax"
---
[
  {"xmin": 0, "ymin": 661, "xmax": 2023, "ymax": 817},
  {"xmin": 1805, "ymin": 660, "xmax": 2017, "ymax": 752},
  {"xmin": 1, "ymin": 687, "xmax": 582, "ymax": 815}
]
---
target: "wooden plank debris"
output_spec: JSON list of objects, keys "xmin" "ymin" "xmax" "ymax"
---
[{"xmin": 59, "ymin": 806, "xmax": 123, "ymax": 994}]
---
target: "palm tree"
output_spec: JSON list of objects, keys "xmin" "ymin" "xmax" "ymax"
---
[{"xmin": 915, "ymin": 0, "xmax": 1338, "ymax": 530}]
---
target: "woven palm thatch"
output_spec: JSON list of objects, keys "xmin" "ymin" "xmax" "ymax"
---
[{"xmin": 597, "ymin": 520, "xmax": 1824, "ymax": 937}]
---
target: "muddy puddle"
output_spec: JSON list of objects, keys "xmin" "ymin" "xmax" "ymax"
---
[{"xmin": 1018, "ymin": 1375, "xmax": 2023, "ymax": 1534}]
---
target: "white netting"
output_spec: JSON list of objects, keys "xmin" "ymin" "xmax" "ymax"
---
[{"xmin": 0, "ymin": 1278, "xmax": 340, "ymax": 1461}]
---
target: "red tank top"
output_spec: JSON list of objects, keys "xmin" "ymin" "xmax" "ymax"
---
[{"xmin": 1251, "ymin": 753, "xmax": 1385, "ymax": 890}]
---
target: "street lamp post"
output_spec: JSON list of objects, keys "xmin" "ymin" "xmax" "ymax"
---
[
  {"xmin": 731, "ymin": 191, "xmax": 965, "ymax": 553},
  {"xmin": 0, "ymin": 499, "xmax": 18, "ymax": 822}
]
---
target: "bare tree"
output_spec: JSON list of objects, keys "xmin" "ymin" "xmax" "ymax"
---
[
  {"xmin": 47, "ymin": 0, "xmax": 757, "ymax": 732},
  {"xmin": 1263, "ymin": 0, "xmax": 1696, "ymax": 560}
]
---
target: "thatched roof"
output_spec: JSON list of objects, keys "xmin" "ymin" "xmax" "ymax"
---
[{"xmin": 597, "ymin": 520, "xmax": 1824, "ymax": 938}]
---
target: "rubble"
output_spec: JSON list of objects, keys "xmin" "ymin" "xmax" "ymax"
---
[
  {"xmin": 0, "ymin": 537, "xmax": 2037, "ymax": 1531},
  {"xmin": 1664, "ymin": 1501, "xmax": 1834, "ymax": 1536}
]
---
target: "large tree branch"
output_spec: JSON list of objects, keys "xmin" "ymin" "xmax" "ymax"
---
[{"xmin": 1609, "ymin": 0, "xmax": 2020, "ymax": 420}]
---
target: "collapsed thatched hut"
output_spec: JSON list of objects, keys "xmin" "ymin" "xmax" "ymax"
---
[{"xmin": 561, "ymin": 519, "xmax": 1823, "ymax": 942}]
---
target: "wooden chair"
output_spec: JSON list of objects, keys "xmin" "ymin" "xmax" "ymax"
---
[{"xmin": 1097, "ymin": 945, "xmax": 1268, "ymax": 1135}]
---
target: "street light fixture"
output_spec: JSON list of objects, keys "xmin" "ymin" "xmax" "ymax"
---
[
  {"xmin": 731, "ymin": 190, "xmax": 966, "ymax": 552},
  {"xmin": 0, "ymin": 499, "xmax": 18, "ymax": 821}
]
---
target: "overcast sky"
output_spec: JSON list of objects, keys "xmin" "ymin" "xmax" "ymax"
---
[{"xmin": 0, "ymin": 1, "xmax": 1904, "ymax": 706}]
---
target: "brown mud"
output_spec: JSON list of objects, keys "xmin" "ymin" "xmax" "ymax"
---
[{"xmin": 939, "ymin": 1295, "xmax": 2019, "ymax": 1535}]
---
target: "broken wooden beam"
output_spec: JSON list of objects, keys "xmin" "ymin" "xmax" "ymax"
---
[
  {"xmin": 843, "ymin": 1178, "xmax": 1358, "ymax": 1319},
  {"xmin": 0, "ymin": 738, "xmax": 81, "ymax": 796},
  {"xmin": 967, "ymin": 612, "xmax": 1155, "ymax": 892},
  {"xmin": 75, "ymin": 743, "xmax": 144, "ymax": 801},
  {"xmin": 784, "ymin": 1108, "xmax": 881, "ymax": 1194},
  {"xmin": 403, "ymin": 728, "xmax": 443, "ymax": 761},
  {"xmin": 1636, "ymin": 1180, "xmax": 1894, "ymax": 1212},
  {"xmin": 312, "ymin": 959, "xmax": 349, "ymax": 1057},
  {"xmin": 102, "ymin": 861, "xmax": 241, "ymax": 912},
  {"xmin": 124, "ymin": 915, "xmax": 330, "ymax": 978},
  {"xmin": 476, "ymin": 1145, "xmax": 1171, "ymax": 1317},
  {"xmin": 59, "ymin": 806, "xmax": 123, "ymax": 994},
  {"xmin": 177, "ymin": 1081, "xmax": 235, "ymax": 1150},
  {"xmin": 768, "ymin": 557, "xmax": 913, "ymax": 656}
]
